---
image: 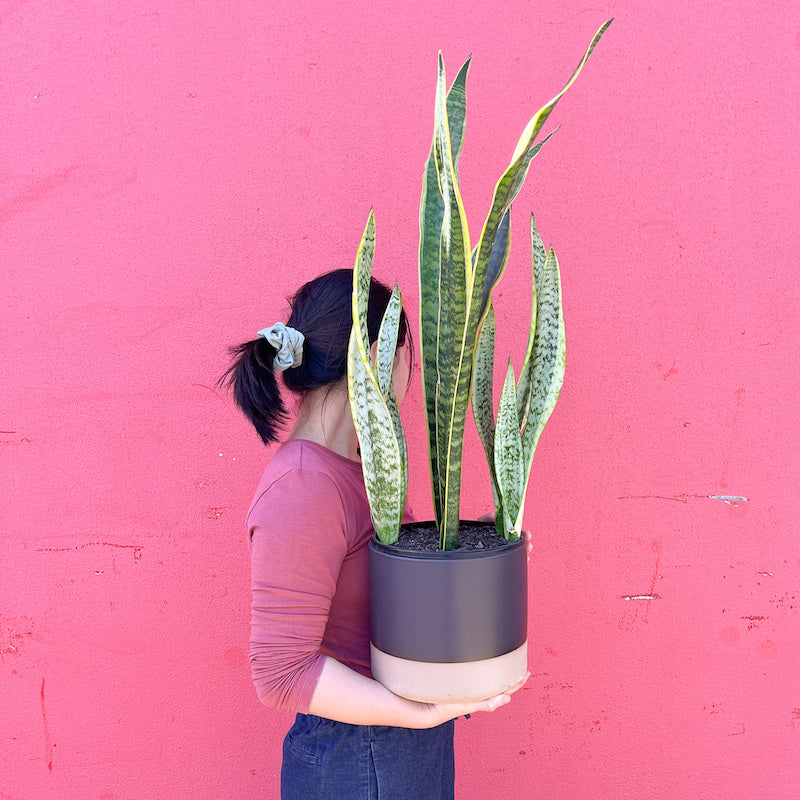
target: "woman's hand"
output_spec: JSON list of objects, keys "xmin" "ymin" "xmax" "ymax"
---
[
  {"xmin": 522, "ymin": 528, "xmax": 532, "ymax": 562},
  {"xmin": 420, "ymin": 671, "xmax": 530, "ymax": 727},
  {"xmin": 309, "ymin": 658, "xmax": 529, "ymax": 729}
]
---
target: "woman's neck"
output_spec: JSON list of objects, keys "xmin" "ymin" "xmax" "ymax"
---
[{"xmin": 288, "ymin": 381, "xmax": 360, "ymax": 461}]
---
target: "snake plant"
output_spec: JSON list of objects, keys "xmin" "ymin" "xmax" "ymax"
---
[{"xmin": 348, "ymin": 21, "xmax": 612, "ymax": 549}]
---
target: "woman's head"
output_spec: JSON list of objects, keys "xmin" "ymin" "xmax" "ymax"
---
[{"xmin": 221, "ymin": 268, "xmax": 412, "ymax": 444}]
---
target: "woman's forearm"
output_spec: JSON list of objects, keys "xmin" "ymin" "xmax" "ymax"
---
[{"xmin": 306, "ymin": 656, "xmax": 523, "ymax": 728}]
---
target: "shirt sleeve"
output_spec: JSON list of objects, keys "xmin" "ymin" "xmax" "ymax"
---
[{"xmin": 247, "ymin": 468, "xmax": 349, "ymax": 713}]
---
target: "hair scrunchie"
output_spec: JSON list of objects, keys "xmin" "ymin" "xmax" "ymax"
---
[{"xmin": 257, "ymin": 323, "xmax": 305, "ymax": 371}]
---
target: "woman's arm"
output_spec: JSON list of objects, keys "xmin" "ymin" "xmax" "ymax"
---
[{"xmin": 308, "ymin": 656, "xmax": 529, "ymax": 728}]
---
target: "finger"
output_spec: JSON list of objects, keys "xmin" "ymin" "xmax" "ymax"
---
[
  {"xmin": 470, "ymin": 693, "xmax": 511, "ymax": 714},
  {"xmin": 462, "ymin": 671, "xmax": 531, "ymax": 715}
]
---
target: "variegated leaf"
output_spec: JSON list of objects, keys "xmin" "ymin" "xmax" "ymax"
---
[
  {"xmin": 494, "ymin": 360, "xmax": 524, "ymax": 538},
  {"xmin": 477, "ymin": 209, "xmax": 511, "ymax": 323},
  {"xmin": 348, "ymin": 331, "xmax": 404, "ymax": 544},
  {"xmin": 427, "ymin": 53, "xmax": 474, "ymax": 549},
  {"xmin": 419, "ymin": 55, "xmax": 470, "ymax": 530},
  {"xmin": 510, "ymin": 20, "xmax": 612, "ymax": 164},
  {"xmin": 386, "ymin": 386, "xmax": 408, "ymax": 505},
  {"xmin": 352, "ymin": 211, "xmax": 376, "ymax": 353},
  {"xmin": 376, "ymin": 284, "xmax": 402, "ymax": 397},
  {"xmin": 468, "ymin": 18, "xmax": 612, "ymax": 341},
  {"xmin": 517, "ymin": 246, "xmax": 565, "ymax": 530},
  {"xmin": 516, "ymin": 214, "xmax": 545, "ymax": 425},
  {"xmin": 472, "ymin": 306, "xmax": 506, "ymax": 536},
  {"xmin": 471, "ymin": 303, "xmax": 500, "ymax": 506},
  {"xmin": 346, "ymin": 212, "xmax": 406, "ymax": 544}
]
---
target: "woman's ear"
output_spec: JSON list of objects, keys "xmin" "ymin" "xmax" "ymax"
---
[{"xmin": 369, "ymin": 339, "xmax": 379, "ymax": 363}]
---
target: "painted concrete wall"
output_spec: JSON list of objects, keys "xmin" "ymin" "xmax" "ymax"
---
[{"xmin": 2, "ymin": 1, "xmax": 798, "ymax": 798}]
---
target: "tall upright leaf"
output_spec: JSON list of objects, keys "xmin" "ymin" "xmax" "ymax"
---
[
  {"xmin": 515, "ymin": 225, "xmax": 566, "ymax": 530},
  {"xmin": 419, "ymin": 57, "xmax": 471, "ymax": 529},
  {"xmin": 469, "ymin": 16, "xmax": 612, "ymax": 344},
  {"xmin": 376, "ymin": 285, "xmax": 408, "ymax": 501},
  {"xmin": 420, "ymin": 54, "xmax": 474, "ymax": 549},
  {"xmin": 515, "ymin": 214, "xmax": 545, "ymax": 426},
  {"xmin": 347, "ymin": 212, "xmax": 407, "ymax": 544}
]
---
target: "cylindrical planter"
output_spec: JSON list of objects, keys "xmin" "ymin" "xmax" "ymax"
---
[{"xmin": 369, "ymin": 521, "xmax": 527, "ymax": 703}]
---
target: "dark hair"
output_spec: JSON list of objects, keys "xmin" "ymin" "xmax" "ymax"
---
[{"xmin": 220, "ymin": 268, "xmax": 412, "ymax": 445}]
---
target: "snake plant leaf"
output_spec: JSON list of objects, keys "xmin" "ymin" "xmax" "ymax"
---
[
  {"xmin": 444, "ymin": 56, "xmax": 470, "ymax": 180},
  {"xmin": 517, "ymin": 242, "xmax": 566, "ymax": 530},
  {"xmin": 375, "ymin": 284, "xmax": 409, "ymax": 502},
  {"xmin": 348, "ymin": 333, "xmax": 404, "ymax": 544},
  {"xmin": 472, "ymin": 302, "xmax": 496, "ymax": 473},
  {"xmin": 422, "ymin": 52, "xmax": 474, "ymax": 549},
  {"xmin": 385, "ymin": 384, "xmax": 408, "ymax": 510},
  {"xmin": 412, "ymin": 25, "xmax": 609, "ymax": 549},
  {"xmin": 419, "ymin": 55, "xmax": 471, "ymax": 528},
  {"xmin": 516, "ymin": 214, "xmax": 545, "ymax": 425},
  {"xmin": 347, "ymin": 212, "xmax": 406, "ymax": 544},
  {"xmin": 477, "ymin": 209, "xmax": 511, "ymax": 322},
  {"xmin": 494, "ymin": 360, "xmax": 525, "ymax": 538},
  {"xmin": 376, "ymin": 284, "xmax": 403, "ymax": 397},
  {"xmin": 469, "ymin": 18, "xmax": 611, "ymax": 339},
  {"xmin": 352, "ymin": 210, "xmax": 377, "ymax": 354},
  {"xmin": 471, "ymin": 303, "xmax": 506, "ymax": 534},
  {"xmin": 510, "ymin": 19, "xmax": 612, "ymax": 164}
]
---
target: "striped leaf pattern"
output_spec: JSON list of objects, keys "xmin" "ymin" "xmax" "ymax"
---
[
  {"xmin": 376, "ymin": 286, "xmax": 403, "ymax": 397},
  {"xmin": 347, "ymin": 211, "xmax": 407, "ymax": 545},
  {"xmin": 518, "ymin": 232, "xmax": 566, "ymax": 529},
  {"xmin": 416, "ymin": 22, "xmax": 609, "ymax": 548},
  {"xmin": 494, "ymin": 361, "xmax": 525, "ymax": 539},
  {"xmin": 419, "ymin": 57, "xmax": 470, "ymax": 533},
  {"xmin": 377, "ymin": 286, "xmax": 409, "ymax": 501},
  {"xmin": 515, "ymin": 214, "xmax": 546, "ymax": 426},
  {"xmin": 420, "ymin": 53, "xmax": 474, "ymax": 549},
  {"xmin": 468, "ymin": 17, "xmax": 613, "ymax": 344},
  {"xmin": 471, "ymin": 303, "xmax": 503, "ymax": 527}
]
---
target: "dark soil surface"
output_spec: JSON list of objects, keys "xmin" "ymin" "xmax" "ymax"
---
[{"xmin": 393, "ymin": 522, "xmax": 512, "ymax": 553}]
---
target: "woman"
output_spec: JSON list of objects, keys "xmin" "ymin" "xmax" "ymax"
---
[{"xmin": 222, "ymin": 269, "xmax": 527, "ymax": 799}]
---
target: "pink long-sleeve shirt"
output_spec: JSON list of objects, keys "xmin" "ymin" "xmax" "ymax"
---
[{"xmin": 247, "ymin": 439, "xmax": 381, "ymax": 713}]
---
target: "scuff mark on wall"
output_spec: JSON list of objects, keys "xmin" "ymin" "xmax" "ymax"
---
[
  {"xmin": 708, "ymin": 495, "xmax": 748, "ymax": 505},
  {"xmin": 0, "ymin": 615, "xmax": 34, "ymax": 660},
  {"xmin": 621, "ymin": 594, "xmax": 661, "ymax": 601},
  {"xmin": 619, "ymin": 541, "xmax": 662, "ymax": 630},
  {"xmin": 0, "ymin": 433, "xmax": 32, "ymax": 447},
  {"xmin": 619, "ymin": 493, "xmax": 748, "ymax": 505},
  {"xmin": 40, "ymin": 678, "xmax": 53, "ymax": 771},
  {"xmin": 35, "ymin": 542, "xmax": 143, "ymax": 563}
]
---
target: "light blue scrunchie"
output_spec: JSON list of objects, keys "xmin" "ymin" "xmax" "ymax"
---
[{"xmin": 257, "ymin": 322, "xmax": 305, "ymax": 372}]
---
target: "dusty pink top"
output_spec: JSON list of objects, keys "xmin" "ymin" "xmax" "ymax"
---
[{"xmin": 247, "ymin": 439, "xmax": 382, "ymax": 713}]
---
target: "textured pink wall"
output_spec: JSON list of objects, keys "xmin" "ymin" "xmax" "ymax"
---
[{"xmin": 2, "ymin": 1, "xmax": 799, "ymax": 798}]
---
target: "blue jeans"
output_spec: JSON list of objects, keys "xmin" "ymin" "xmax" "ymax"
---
[{"xmin": 281, "ymin": 714, "xmax": 455, "ymax": 800}]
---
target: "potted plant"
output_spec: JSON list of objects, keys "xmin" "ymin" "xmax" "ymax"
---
[{"xmin": 347, "ymin": 21, "xmax": 612, "ymax": 703}]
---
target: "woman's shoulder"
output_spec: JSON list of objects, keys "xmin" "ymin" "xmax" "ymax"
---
[
  {"xmin": 258, "ymin": 438, "xmax": 362, "ymax": 489},
  {"xmin": 247, "ymin": 439, "xmax": 367, "ymax": 526}
]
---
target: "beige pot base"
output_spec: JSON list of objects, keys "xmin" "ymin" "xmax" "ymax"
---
[{"xmin": 370, "ymin": 641, "xmax": 528, "ymax": 704}]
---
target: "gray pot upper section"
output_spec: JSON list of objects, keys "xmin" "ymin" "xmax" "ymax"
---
[{"xmin": 369, "ymin": 524, "xmax": 527, "ymax": 663}]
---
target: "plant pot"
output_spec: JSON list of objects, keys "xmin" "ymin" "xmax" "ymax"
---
[{"xmin": 369, "ymin": 521, "xmax": 527, "ymax": 704}]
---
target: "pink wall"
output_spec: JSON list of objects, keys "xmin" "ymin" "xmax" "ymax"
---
[{"xmin": 2, "ymin": 1, "xmax": 798, "ymax": 797}]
